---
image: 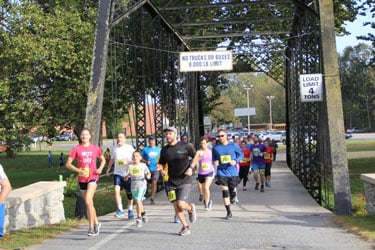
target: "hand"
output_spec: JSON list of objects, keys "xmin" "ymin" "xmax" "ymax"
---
[
  {"xmin": 96, "ymin": 167, "xmax": 103, "ymax": 175},
  {"xmin": 106, "ymin": 169, "xmax": 110, "ymax": 177},
  {"xmin": 184, "ymin": 168, "xmax": 193, "ymax": 176},
  {"xmin": 156, "ymin": 164, "xmax": 163, "ymax": 171},
  {"xmin": 230, "ymin": 160, "xmax": 237, "ymax": 166},
  {"xmin": 214, "ymin": 160, "xmax": 219, "ymax": 167}
]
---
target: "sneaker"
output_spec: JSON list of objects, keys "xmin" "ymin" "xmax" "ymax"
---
[
  {"xmin": 226, "ymin": 211, "xmax": 232, "ymax": 220},
  {"xmin": 198, "ymin": 194, "xmax": 203, "ymax": 202},
  {"xmin": 230, "ymin": 198, "xmax": 236, "ymax": 205},
  {"xmin": 128, "ymin": 210, "xmax": 134, "ymax": 220},
  {"xmin": 142, "ymin": 215, "xmax": 148, "ymax": 223},
  {"xmin": 174, "ymin": 215, "xmax": 180, "ymax": 223},
  {"xmin": 150, "ymin": 198, "xmax": 155, "ymax": 205},
  {"xmin": 265, "ymin": 182, "xmax": 271, "ymax": 188},
  {"xmin": 255, "ymin": 183, "xmax": 259, "ymax": 190},
  {"xmin": 94, "ymin": 222, "xmax": 101, "ymax": 235},
  {"xmin": 188, "ymin": 204, "xmax": 197, "ymax": 223},
  {"xmin": 87, "ymin": 228, "xmax": 95, "ymax": 236},
  {"xmin": 178, "ymin": 226, "xmax": 191, "ymax": 236},
  {"xmin": 136, "ymin": 218, "xmax": 142, "ymax": 227},
  {"xmin": 115, "ymin": 209, "xmax": 125, "ymax": 218},
  {"xmin": 243, "ymin": 186, "xmax": 247, "ymax": 191},
  {"xmin": 260, "ymin": 185, "xmax": 265, "ymax": 192},
  {"xmin": 207, "ymin": 200, "xmax": 213, "ymax": 211},
  {"xmin": 204, "ymin": 205, "xmax": 209, "ymax": 211}
]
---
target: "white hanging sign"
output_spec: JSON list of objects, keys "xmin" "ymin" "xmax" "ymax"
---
[
  {"xmin": 299, "ymin": 73, "xmax": 323, "ymax": 102},
  {"xmin": 179, "ymin": 50, "xmax": 233, "ymax": 72}
]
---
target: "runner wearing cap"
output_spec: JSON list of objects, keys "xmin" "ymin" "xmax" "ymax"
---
[
  {"xmin": 157, "ymin": 127, "xmax": 197, "ymax": 236},
  {"xmin": 141, "ymin": 136, "xmax": 161, "ymax": 204}
]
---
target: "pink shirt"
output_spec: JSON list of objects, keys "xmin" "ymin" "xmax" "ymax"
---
[
  {"xmin": 69, "ymin": 144, "xmax": 103, "ymax": 183},
  {"xmin": 198, "ymin": 149, "xmax": 214, "ymax": 175}
]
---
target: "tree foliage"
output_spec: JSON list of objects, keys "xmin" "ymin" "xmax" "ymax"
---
[{"xmin": 339, "ymin": 43, "xmax": 375, "ymax": 129}]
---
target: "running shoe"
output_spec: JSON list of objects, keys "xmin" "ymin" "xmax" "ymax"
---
[
  {"xmin": 115, "ymin": 209, "xmax": 125, "ymax": 218},
  {"xmin": 179, "ymin": 226, "xmax": 191, "ymax": 236},
  {"xmin": 87, "ymin": 228, "xmax": 95, "ymax": 236},
  {"xmin": 265, "ymin": 182, "xmax": 271, "ymax": 188},
  {"xmin": 255, "ymin": 183, "xmax": 259, "ymax": 190},
  {"xmin": 226, "ymin": 211, "xmax": 232, "ymax": 220},
  {"xmin": 94, "ymin": 222, "xmax": 101, "ymax": 235},
  {"xmin": 243, "ymin": 186, "xmax": 247, "ymax": 191},
  {"xmin": 136, "ymin": 218, "xmax": 142, "ymax": 227},
  {"xmin": 128, "ymin": 210, "xmax": 134, "ymax": 219},
  {"xmin": 260, "ymin": 185, "xmax": 265, "ymax": 192},
  {"xmin": 150, "ymin": 198, "xmax": 155, "ymax": 205},
  {"xmin": 142, "ymin": 215, "xmax": 148, "ymax": 223},
  {"xmin": 198, "ymin": 194, "xmax": 203, "ymax": 202},
  {"xmin": 174, "ymin": 215, "xmax": 180, "ymax": 223},
  {"xmin": 188, "ymin": 203, "xmax": 197, "ymax": 223},
  {"xmin": 207, "ymin": 200, "xmax": 213, "ymax": 211}
]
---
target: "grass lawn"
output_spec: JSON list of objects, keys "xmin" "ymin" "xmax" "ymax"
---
[{"xmin": 0, "ymin": 143, "xmax": 374, "ymax": 248}]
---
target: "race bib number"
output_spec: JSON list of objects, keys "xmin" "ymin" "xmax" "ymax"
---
[
  {"xmin": 117, "ymin": 159, "xmax": 125, "ymax": 168},
  {"xmin": 168, "ymin": 190, "xmax": 176, "ymax": 202},
  {"xmin": 259, "ymin": 168, "xmax": 265, "ymax": 175},
  {"xmin": 79, "ymin": 167, "xmax": 89, "ymax": 178},
  {"xmin": 220, "ymin": 155, "xmax": 231, "ymax": 164},
  {"xmin": 241, "ymin": 158, "xmax": 248, "ymax": 163},
  {"xmin": 264, "ymin": 153, "xmax": 270, "ymax": 160},
  {"xmin": 201, "ymin": 162, "xmax": 210, "ymax": 171},
  {"xmin": 130, "ymin": 166, "xmax": 141, "ymax": 175}
]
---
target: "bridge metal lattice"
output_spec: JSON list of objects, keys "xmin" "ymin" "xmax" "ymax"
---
[{"xmin": 87, "ymin": 0, "xmax": 351, "ymax": 214}]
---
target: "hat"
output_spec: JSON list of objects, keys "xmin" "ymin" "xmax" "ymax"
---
[
  {"xmin": 148, "ymin": 136, "xmax": 155, "ymax": 140},
  {"xmin": 163, "ymin": 127, "xmax": 177, "ymax": 133}
]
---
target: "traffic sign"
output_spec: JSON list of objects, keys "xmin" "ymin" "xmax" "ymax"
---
[{"xmin": 299, "ymin": 73, "xmax": 323, "ymax": 102}]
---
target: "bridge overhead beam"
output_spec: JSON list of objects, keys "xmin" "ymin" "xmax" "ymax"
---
[{"xmin": 319, "ymin": 0, "xmax": 352, "ymax": 215}]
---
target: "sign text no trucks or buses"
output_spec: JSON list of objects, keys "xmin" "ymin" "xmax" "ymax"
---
[{"xmin": 179, "ymin": 51, "xmax": 233, "ymax": 72}]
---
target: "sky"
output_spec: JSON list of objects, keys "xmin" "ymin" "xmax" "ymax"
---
[{"xmin": 335, "ymin": 12, "xmax": 373, "ymax": 53}]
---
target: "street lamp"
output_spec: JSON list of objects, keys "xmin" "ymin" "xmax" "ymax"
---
[
  {"xmin": 266, "ymin": 95, "xmax": 275, "ymax": 130},
  {"xmin": 243, "ymin": 84, "xmax": 254, "ymax": 133}
]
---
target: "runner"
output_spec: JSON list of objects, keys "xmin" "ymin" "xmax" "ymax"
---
[
  {"xmin": 125, "ymin": 151, "xmax": 151, "ymax": 227},
  {"xmin": 141, "ymin": 137, "xmax": 161, "ymax": 205},
  {"xmin": 106, "ymin": 132, "xmax": 135, "ymax": 219},
  {"xmin": 157, "ymin": 127, "xmax": 197, "ymax": 236},
  {"xmin": 263, "ymin": 140, "xmax": 274, "ymax": 187},
  {"xmin": 66, "ymin": 128, "xmax": 106, "ymax": 236},
  {"xmin": 190, "ymin": 136, "xmax": 215, "ymax": 211},
  {"xmin": 212, "ymin": 129, "xmax": 243, "ymax": 220},
  {"xmin": 248, "ymin": 136, "xmax": 267, "ymax": 192},
  {"xmin": 239, "ymin": 140, "xmax": 251, "ymax": 191}
]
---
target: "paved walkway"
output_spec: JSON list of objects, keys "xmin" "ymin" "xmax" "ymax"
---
[{"xmin": 28, "ymin": 161, "xmax": 374, "ymax": 250}]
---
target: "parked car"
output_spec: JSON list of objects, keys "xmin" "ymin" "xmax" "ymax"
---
[
  {"xmin": 345, "ymin": 132, "xmax": 352, "ymax": 139},
  {"xmin": 265, "ymin": 131, "xmax": 284, "ymax": 142},
  {"xmin": 55, "ymin": 134, "xmax": 70, "ymax": 141},
  {"xmin": 346, "ymin": 127, "xmax": 364, "ymax": 133}
]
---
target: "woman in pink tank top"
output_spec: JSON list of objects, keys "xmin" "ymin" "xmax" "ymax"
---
[{"xmin": 191, "ymin": 136, "xmax": 215, "ymax": 211}]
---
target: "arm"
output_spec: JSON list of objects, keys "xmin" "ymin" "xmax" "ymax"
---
[
  {"xmin": 106, "ymin": 159, "xmax": 114, "ymax": 176},
  {"xmin": 0, "ymin": 178, "xmax": 12, "ymax": 204},
  {"xmin": 96, "ymin": 154, "xmax": 106, "ymax": 174},
  {"xmin": 66, "ymin": 156, "xmax": 86, "ymax": 177}
]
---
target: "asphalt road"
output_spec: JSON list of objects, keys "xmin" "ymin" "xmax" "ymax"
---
[{"xmin": 28, "ymin": 162, "xmax": 374, "ymax": 250}]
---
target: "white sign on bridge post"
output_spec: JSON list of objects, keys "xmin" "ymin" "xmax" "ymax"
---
[
  {"xmin": 299, "ymin": 73, "xmax": 323, "ymax": 102},
  {"xmin": 234, "ymin": 108, "xmax": 256, "ymax": 117},
  {"xmin": 179, "ymin": 50, "xmax": 233, "ymax": 72}
]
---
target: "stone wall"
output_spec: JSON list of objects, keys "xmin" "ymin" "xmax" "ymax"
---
[
  {"xmin": 5, "ymin": 181, "xmax": 66, "ymax": 232},
  {"xmin": 361, "ymin": 173, "xmax": 375, "ymax": 214}
]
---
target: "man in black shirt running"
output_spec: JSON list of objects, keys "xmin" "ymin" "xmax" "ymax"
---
[{"xmin": 158, "ymin": 127, "xmax": 197, "ymax": 236}]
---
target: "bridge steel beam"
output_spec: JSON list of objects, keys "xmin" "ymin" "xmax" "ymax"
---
[{"xmin": 319, "ymin": 0, "xmax": 352, "ymax": 215}]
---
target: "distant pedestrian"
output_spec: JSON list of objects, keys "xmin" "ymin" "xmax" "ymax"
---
[
  {"xmin": 57, "ymin": 153, "xmax": 64, "ymax": 172},
  {"xmin": 66, "ymin": 128, "xmax": 106, "ymax": 236},
  {"xmin": 270, "ymin": 139, "xmax": 278, "ymax": 161},
  {"xmin": 104, "ymin": 148, "xmax": 111, "ymax": 168},
  {"xmin": 0, "ymin": 164, "xmax": 12, "ymax": 237},
  {"xmin": 248, "ymin": 137, "xmax": 267, "ymax": 192},
  {"xmin": 263, "ymin": 140, "xmax": 274, "ymax": 187},
  {"xmin": 239, "ymin": 141, "xmax": 251, "ymax": 191},
  {"xmin": 48, "ymin": 151, "xmax": 53, "ymax": 168},
  {"xmin": 213, "ymin": 129, "xmax": 243, "ymax": 220},
  {"xmin": 125, "ymin": 151, "xmax": 151, "ymax": 227},
  {"xmin": 157, "ymin": 127, "xmax": 197, "ymax": 236}
]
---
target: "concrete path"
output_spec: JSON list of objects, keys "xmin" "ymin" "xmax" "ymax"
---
[{"xmin": 28, "ymin": 161, "xmax": 374, "ymax": 250}]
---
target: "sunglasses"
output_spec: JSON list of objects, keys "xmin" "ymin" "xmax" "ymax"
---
[{"xmin": 218, "ymin": 134, "xmax": 226, "ymax": 137}]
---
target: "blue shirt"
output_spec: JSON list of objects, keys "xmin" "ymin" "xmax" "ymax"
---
[
  {"xmin": 213, "ymin": 142, "xmax": 243, "ymax": 177},
  {"xmin": 248, "ymin": 143, "xmax": 266, "ymax": 164},
  {"xmin": 141, "ymin": 146, "xmax": 161, "ymax": 172}
]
